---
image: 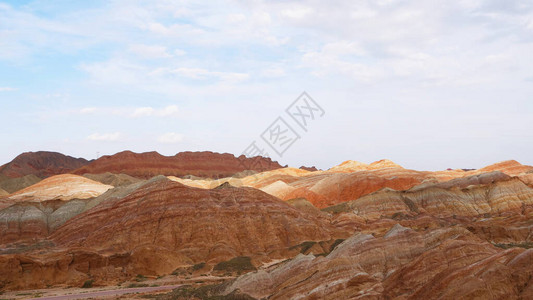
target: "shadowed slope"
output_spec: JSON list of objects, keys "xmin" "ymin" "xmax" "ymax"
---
[
  {"xmin": 51, "ymin": 177, "xmax": 337, "ymax": 262},
  {"xmin": 82, "ymin": 172, "xmax": 142, "ymax": 187},
  {"xmin": 0, "ymin": 174, "xmax": 42, "ymax": 194}
]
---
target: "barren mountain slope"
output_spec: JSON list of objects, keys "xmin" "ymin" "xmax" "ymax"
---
[
  {"xmin": 224, "ymin": 226, "xmax": 533, "ymax": 299},
  {"xmin": 72, "ymin": 151, "xmax": 283, "ymax": 179},
  {"xmin": 0, "ymin": 151, "xmax": 89, "ymax": 178}
]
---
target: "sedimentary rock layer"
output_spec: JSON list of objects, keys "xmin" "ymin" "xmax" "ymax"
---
[
  {"xmin": 7, "ymin": 174, "xmax": 113, "ymax": 203},
  {"xmin": 72, "ymin": 150, "xmax": 283, "ymax": 179},
  {"xmin": 0, "ymin": 177, "xmax": 154, "ymax": 245},
  {"xmin": 2, "ymin": 156, "xmax": 533, "ymax": 295},
  {"xmin": 51, "ymin": 177, "xmax": 337, "ymax": 262},
  {"xmin": 225, "ymin": 226, "xmax": 533, "ymax": 299},
  {"xmin": 172, "ymin": 160, "xmax": 533, "ymax": 209},
  {"xmin": 326, "ymin": 173, "xmax": 533, "ymax": 220},
  {"xmin": 0, "ymin": 177, "xmax": 342, "ymax": 290}
]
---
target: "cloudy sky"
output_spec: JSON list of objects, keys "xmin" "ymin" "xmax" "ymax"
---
[{"xmin": 1, "ymin": 0, "xmax": 532, "ymax": 170}]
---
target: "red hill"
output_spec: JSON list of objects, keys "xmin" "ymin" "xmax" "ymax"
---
[
  {"xmin": 73, "ymin": 150, "xmax": 283, "ymax": 179},
  {"xmin": 0, "ymin": 151, "xmax": 89, "ymax": 178}
]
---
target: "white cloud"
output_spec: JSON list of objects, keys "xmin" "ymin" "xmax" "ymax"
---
[
  {"xmin": 302, "ymin": 42, "xmax": 385, "ymax": 83},
  {"xmin": 321, "ymin": 41, "xmax": 367, "ymax": 57},
  {"xmin": 87, "ymin": 132, "xmax": 121, "ymax": 141},
  {"xmin": 171, "ymin": 67, "xmax": 210, "ymax": 79},
  {"xmin": 3, "ymin": 0, "xmax": 533, "ymax": 171},
  {"xmin": 159, "ymin": 105, "xmax": 179, "ymax": 116},
  {"xmin": 0, "ymin": 87, "xmax": 17, "ymax": 92},
  {"xmin": 261, "ymin": 66, "xmax": 286, "ymax": 78},
  {"xmin": 143, "ymin": 21, "xmax": 207, "ymax": 38},
  {"xmin": 172, "ymin": 67, "xmax": 249, "ymax": 82},
  {"xmin": 79, "ymin": 58, "xmax": 145, "ymax": 85},
  {"xmin": 281, "ymin": 6, "xmax": 313, "ymax": 19},
  {"xmin": 128, "ymin": 44, "xmax": 172, "ymax": 59},
  {"xmin": 131, "ymin": 107, "xmax": 155, "ymax": 117},
  {"xmin": 131, "ymin": 105, "xmax": 179, "ymax": 117},
  {"xmin": 157, "ymin": 132, "xmax": 184, "ymax": 143}
]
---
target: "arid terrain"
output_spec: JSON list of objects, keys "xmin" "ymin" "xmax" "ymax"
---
[{"xmin": 1, "ymin": 151, "xmax": 533, "ymax": 299}]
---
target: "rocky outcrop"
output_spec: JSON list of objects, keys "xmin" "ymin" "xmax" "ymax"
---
[
  {"xmin": 519, "ymin": 173, "xmax": 533, "ymax": 188},
  {"xmin": 0, "ymin": 151, "xmax": 89, "ymax": 178},
  {"xmin": 457, "ymin": 211, "xmax": 533, "ymax": 245},
  {"xmin": 299, "ymin": 165, "xmax": 318, "ymax": 171},
  {"xmin": 72, "ymin": 151, "xmax": 283, "ymax": 179},
  {"xmin": 0, "ymin": 247, "xmax": 188, "ymax": 290},
  {"xmin": 224, "ymin": 227, "xmax": 533, "ymax": 299}
]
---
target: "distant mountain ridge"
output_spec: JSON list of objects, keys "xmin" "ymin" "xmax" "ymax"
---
[
  {"xmin": 0, "ymin": 151, "xmax": 89, "ymax": 178},
  {"xmin": 0, "ymin": 150, "xmax": 283, "ymax": 180},
  {"xmin": 72, "ymin": 150, "xmax": 283, "ymax": 179}
]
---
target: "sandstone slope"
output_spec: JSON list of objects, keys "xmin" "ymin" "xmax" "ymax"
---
[
  {"xmin": 327, "ymin": 159, "xmax": 404, "ymax": 173},
  {"xmin": 325, "ymin": 172, "xmax": 533, "ymax": 220},
  {"xmin": 224, "ymin": 226, "xmax": 533, "ymax": 299},
  {"xmin": 0, "ymin": 177, "xmax": 341, "ymax": 290},
  {"xmin": 7, "ymin": 174, "xmax": 113, "ymax": 203},
  {"xmin": 51, "ymin": 177, "xmax": 337, "ymax": 261},
  {"xmin": 171, "ymin": 159, "xmax": 533, "ymax": 209},
  {"xmin": 0, "ymin": 179, "xmax": 150, "ymax": 245},
  {"xmin": 171, "ymin": 164, "xmax": 427, "ymax": 208},
  {"xmin": 2, "ymin": 157, "xmax": 533, "ymax": 295}
]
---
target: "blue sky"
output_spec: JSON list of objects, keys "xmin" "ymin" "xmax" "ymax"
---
[{"xmin": 1, "ymin": 0, "xmax": 533, "ymax": 170}]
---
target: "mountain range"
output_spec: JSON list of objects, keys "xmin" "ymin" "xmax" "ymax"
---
[{"xmin": 0, "ymin": 150, "xmax": 533, "ymax": 299}]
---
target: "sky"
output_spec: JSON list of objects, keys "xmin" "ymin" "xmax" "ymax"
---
[{"xmin": 0, "ymin": 0, "xmax": 532, "ymax": 171}]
